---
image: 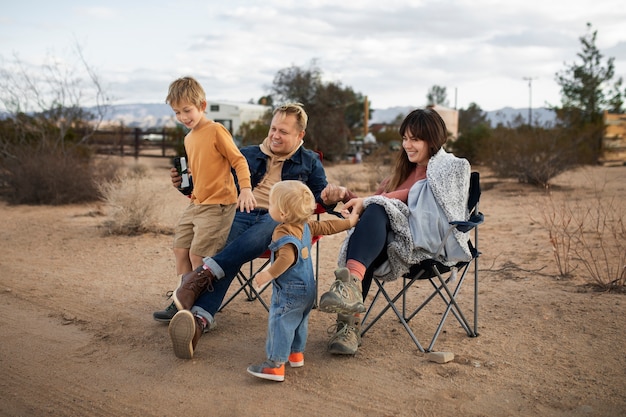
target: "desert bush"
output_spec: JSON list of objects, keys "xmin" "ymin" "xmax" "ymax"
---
[
  {"xmin": 99, "ymin": 167, "xmax": 177, "ymax": 236},
  {"xmin": 534, "ymin": 183, "xmax": 626, "ymax": 292},
  {"xmin": 485, "ymin": 125, "xmax": 581, "ymax": 188},
  {"xmin": 0, "ymin": 144, "xmax": 119, "ymax": 205},
  {"xmin": 533, "ymin": 198, "xmax": 577, "ymax": 278}
]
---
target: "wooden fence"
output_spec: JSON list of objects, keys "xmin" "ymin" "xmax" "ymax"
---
[
  {"xmin": 603, "ymin": 111, "xmax": 626, "ymax": 165},
  {"xmin": 88, "ymin": 127, "xmax": 184, "ymax": 159}
]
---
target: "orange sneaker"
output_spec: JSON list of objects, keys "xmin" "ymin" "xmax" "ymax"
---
[
  {"xmin": 247, "ymin": 361, "xmax": 285, "ymax": 382},
  {"xmin": 288, "ymin": 352, "xmax": 304, "ymax": 368}
]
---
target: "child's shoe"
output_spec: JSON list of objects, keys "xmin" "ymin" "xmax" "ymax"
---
[
  {"xmin": 288, "ymin": 352, "xmax": 304, "ymax": 368},
  {"xmin": 247, "ymin": 360, "xmax": 285, "ymax": 382}
]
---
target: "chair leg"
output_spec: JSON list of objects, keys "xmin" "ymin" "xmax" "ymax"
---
[
  {"xmin": 218, "ymin": 259, "xmax": 271, "ymax": 313},
  {"xmin": 361, "ymin": 263, "xmax": 480, "ymax": 353},
  {"xmin": 361, "ymin": 277, "xmax": 426, "ymax": 352}
]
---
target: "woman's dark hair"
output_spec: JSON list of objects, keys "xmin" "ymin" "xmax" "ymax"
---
[{"xmin": 384, "ymin": 107, "xmax": 448, "ymax": 192}]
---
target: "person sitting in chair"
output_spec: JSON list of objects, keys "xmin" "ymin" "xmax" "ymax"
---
[{"xmin": 318, "ymin": 107, "xmax": 473, "ymax": 355}]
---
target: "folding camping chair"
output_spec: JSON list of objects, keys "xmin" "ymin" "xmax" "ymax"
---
[
  {"xmin": 360, "ymin": 171, "xmax": 484, "ymax": 353},
  {"xmin": 217, "ymin": 204, "xmax": 328, "ymax": 312},
  {"xmin": 218, "ymin": 150, "xmax": 332, "ymax": 313}
]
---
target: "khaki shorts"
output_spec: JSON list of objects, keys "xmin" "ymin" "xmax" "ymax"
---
[{"xmin": 173, "ymin": 202, "xmax": 236, "ymax": 258}]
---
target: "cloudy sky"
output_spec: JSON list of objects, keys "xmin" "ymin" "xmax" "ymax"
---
[{"xmin": 2, "ymin": 0, "xmax": 625, "ymax": 111}]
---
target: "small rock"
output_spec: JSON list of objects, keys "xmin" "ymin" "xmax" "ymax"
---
[{"xmin": 426, "ymin": 351, "xmax": 454, "ymax": 364}]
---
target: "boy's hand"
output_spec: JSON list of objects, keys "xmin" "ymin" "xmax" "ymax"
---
[
  {"xmin": 237, "ymin": 188, "xmax": 257, "ymax": 213},
  {"xmin": 170, "ymin": 167, "xmax": 182, "ymax": 188}
]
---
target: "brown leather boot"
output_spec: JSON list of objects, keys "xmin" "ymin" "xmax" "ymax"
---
[
  {"xmin": 172, "ymin": 266, "xmax": 215, "ymax": 311},
  {"xmin": 168, "ymin": 310, "xmax": 205, "ymax": 359}
]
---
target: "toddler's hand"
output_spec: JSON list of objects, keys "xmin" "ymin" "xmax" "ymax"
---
[
  {"xmin": 253, "ymin": 271, "xmax": 273, "ymax": 291},
  {"xmin": 343, "ymin": 206, "xmax": 360, "ymax": 227}
]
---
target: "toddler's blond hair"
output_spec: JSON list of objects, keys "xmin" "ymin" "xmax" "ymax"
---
[{"xmin": 270, "ymin": 181, "xmax": 316, "ymax": 224}]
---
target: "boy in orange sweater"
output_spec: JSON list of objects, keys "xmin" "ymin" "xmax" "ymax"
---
[{"xmin": 164, "ymin": 77, "xmax": 255, "ymax": 358}]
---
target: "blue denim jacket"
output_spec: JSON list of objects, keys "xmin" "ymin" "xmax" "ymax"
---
[{"xmin": 235, "ymin": 145, "xmax": 332, "ymax": 209}]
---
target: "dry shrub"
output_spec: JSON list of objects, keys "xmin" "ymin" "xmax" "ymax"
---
[
  {"xmin": 534, "ymin": 182, "xmax": 626, "ymax": 292},
  {"xmin": 99, "ymin": 165, "xmax": 178, "ymax": 235},
  {"xmin": 486, "ymin": 126, "xmax": 581, "ymax": 188},
  {"xmin": 534, "ymin": 198, "xmax": 577, "ymax": 278},
  {"xmin": 0, "ymin": 146, "xmax": 120, "ymax": 205}
]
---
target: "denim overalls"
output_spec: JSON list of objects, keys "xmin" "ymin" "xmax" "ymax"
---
[{"xmin": 265, "ymin": 224, "xmax": 316, "ymax": 364}]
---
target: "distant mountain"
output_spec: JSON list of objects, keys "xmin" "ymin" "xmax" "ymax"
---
[
  {"xmin": 370, "ymin": 105, "xmax": 556, "ymax": 127},
  {"xmin": 98, "ymin": 103, "xmax": 175, "ymax": 128},
  {"xmin": 93, "ymin": 103, "xmax": 557, "ymax": 129},
  {"xmin": 486, "ymin": 107, "xmax": 557, "ymax": 127}
]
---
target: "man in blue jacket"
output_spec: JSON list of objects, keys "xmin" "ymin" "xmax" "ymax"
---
[{"xmin": 158, "ymin": 103, "xmax": 349, "ymax": 359}]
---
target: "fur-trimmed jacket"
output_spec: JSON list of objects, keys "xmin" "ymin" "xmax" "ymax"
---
[{"xmin": 338, "ymin": 148, "xmax": 472, "ymax": 281}]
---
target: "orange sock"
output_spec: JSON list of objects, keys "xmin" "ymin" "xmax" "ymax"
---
[{"xmin": 346, "ymin": 259, "xmax": 366, "ymax": 281}]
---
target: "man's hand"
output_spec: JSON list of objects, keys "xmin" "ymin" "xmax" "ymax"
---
[
  {"xmin": 321, "ymin": 183, "xmax": 348, "ymax": 205},
  {"xmin": 170, "ymin": 167, "xmax": 182, "ymax": 189},
  {"xmin": 237, "ymin": 188, "xmax": 257, "ymax": 213}
]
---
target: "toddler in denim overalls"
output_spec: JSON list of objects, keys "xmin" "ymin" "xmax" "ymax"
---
[{"xmin": 247, "ymin": 180, "xmax": 359, "ymax": 382}]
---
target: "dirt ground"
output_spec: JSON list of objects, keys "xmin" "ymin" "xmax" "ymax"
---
[{"xmin": 1, "ymin": 157, "xmax": 625, "ymax": 417}]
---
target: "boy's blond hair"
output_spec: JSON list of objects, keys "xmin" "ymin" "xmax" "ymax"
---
[
  {"xmin": 274, "ymin": 103, "xmax": 308, "ymax": 131},
  {"xmin": 166, "ymin": 76, "xmax": 206, "ymax": 109},
  {"xmin": 270, "ymin": 180, "xmax": 316, "ymax": 224}
]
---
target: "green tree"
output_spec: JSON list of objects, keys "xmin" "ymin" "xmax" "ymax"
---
[
  {"xmin": 554, "ymin": 23, "xmax": 622, "ymax": 161},
  {"xmin": 270, "ymin": 61, "xmax": 368, "ymax": 160},
  {"xmin": 458, "ymin": 102, "xmax": 488, "ymax": 132},
  {"xmin": 607, "ymin": 77, "xmax": 624, "ymax": 113},
  {"xmin": 426, "ymin": 85, "xmax": 449, "ymax": 107},
  {"xmin": 237, "ymin": 109, "xmax": 273, "ymax": 146},
  {"xmin": 450, "ymin": 103, "xmax": 491, "ymax": 164}
]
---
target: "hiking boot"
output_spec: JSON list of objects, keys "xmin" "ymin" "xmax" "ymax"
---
[
  {"xmin": 172, "ymin": 266, "xmax": 215, "ymax": 311},
  {"xmin": 327, "ymin": 314, "xmax": 361, "ymax": 355},
  {"xmin": 319, "ymin": 268, "xmax": 366, "ymax": 314},
  {"xmin": 247, "ymin": 360, "xmax": 285, "ymax": 382},
  {"xmin": 153, "ymin": 301, "xmax": 178, "ymax": 323},
  {"xmin": 288, "ymin": 352, "xmax": 304, "ymax": 368},
  {"xmin": 168, "ymin": 310, "xmax": 207, "ymax": 359}
]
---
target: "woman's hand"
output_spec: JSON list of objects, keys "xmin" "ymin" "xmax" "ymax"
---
[
  {"xmin": 342, "ymin": 197, "xmax": 365, "ymax": 216},
  {"xmin": 237, "ymin": 188, "xmax": 257, "ymax": 213}
]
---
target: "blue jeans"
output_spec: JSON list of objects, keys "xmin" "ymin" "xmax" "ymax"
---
[{"xmin": 195, "ymin": 209, "xmax": 278, "ymax": 316}]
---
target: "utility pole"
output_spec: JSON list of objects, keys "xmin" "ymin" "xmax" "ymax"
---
[
  {"xmin": 363, "ymin": 96, "xmax": 369, "ymax": 136},
  {"xmin": 522, "ymin": 77, "xmax": 537, "ymax": 125}
]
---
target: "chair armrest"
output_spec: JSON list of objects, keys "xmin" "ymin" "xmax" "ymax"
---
[{"xmin": 450, "ymin": 212, "xmax": 484, "ymax": 233}]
